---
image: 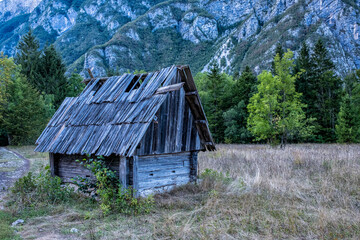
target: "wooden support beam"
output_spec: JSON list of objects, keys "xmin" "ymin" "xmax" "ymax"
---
[
  {"xmin": 49, "ymin": 153, "xmax": 55, "ymax": 177},
  {"xmin": 185, "ymin": 91, "xmax": 197, "ymax": 96},
  {"xmin": 195, "ymin": 120, "xmax": 207, "ymax": 124},
  {"xmin": 132, "ymin": 156, "xmax": 139, "ymax": 197},
  {"xmin": 189, "ymin": 151, "xmax": 198, "ymax": 183},
  {"xmin": 119, "ymin": 157, "xmax": 127, "ymax": 188},
  {"xmin": 87, "ymin": 68, "xmax": 94, "ymax": 79},
  {"xmin": 155, "ymin": 82, "xmax": 185, "ymax": 94}
]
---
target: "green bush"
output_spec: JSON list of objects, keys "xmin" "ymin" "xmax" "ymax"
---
[
  {"xmin": 115, "ymin": 186, "xmax": 154, "ymax": 215},
  {"xmin": 74, "ymin": 155, "xmax": 154, "ymax": 216},
  {"xmin": 10, "ymin": 166, "xmax": 74, "ymax": 210}
]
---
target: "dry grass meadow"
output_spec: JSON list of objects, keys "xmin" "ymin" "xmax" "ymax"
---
[{"xmin": 4, "ymin": 144, "xmax": 360, "ymax": 239}]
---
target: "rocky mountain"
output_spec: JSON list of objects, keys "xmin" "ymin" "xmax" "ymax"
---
[
  {"xmin": 1, "ymin": 0, "xmax": 359, "ymax": 77},
  {"xmin": 0, "ymin": 0, "xmax": 42, "ymax": 22},
  {"xmin": 0, "ymin": 0, "xmax": 164, "ymax": 63}
]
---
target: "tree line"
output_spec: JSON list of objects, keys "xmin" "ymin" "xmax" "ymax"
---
[
  {"xmin": 1, "ymin": 30, "xmax": 359, "ymax": 146},
  {"xmin": 0, "ymin": 30, "xmax": 84, "ymax": 145},
  {"xmin": 196, "ymin": 40, "xmax": 360, "ymax": 145}
]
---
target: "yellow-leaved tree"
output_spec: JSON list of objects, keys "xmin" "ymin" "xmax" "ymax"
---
[
  {"xmin": 0, "ymin": 52, "xmax": 16, "ymax": 123},
  {"xmin": 247, "ymin": 50, "xmax": 314, "ymax": 147}
]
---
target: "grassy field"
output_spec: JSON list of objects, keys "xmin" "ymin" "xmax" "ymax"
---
[{"xmin": 3, "ymin": 144, "xmax": 360, "ymax": 239}]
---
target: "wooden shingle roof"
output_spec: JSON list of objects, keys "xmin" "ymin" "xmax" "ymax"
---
[{"xmin": 35, "ymin": 65, "xmax": 215, "ymax": 156}]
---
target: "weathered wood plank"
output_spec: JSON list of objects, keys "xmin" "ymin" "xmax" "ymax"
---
[
  {"xmin": 119, "ymin": 157, "xmax": 127, "ymax": 187},
  {"xmin": 138, "ymin": 175, "xmax": 190, "ymax": 190},
  {"xmin": 185, "ymin": 91, "xmax": 197, "ymax": 96},
  {"xmin": 49, "ymin": 153, "xmax": 55, "ymax": 177},
  {"xmin": 176, "ymin": 88, "xmax": 185, "ymax": 152},
  {"xmin": 155, "ymin": 82, "xmax": 184, "ymax": 94},
  {"xmin": 138, "ymin": 168, "xmax": 190, "ymax": 180},
  {"xmin": 189, "ymin": 151, "xmax": 198, "ymax": 183},
  {"xmin": 132, "ymin": 156, "xmax": 139, "ymax": 197}
]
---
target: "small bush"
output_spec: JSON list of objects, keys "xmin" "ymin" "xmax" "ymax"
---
[
  {"xmin": 115, "ymin": 186, "xmax": 154, "ymax": 215},
  {"xmin": 74, "ymin": 155, "xmax": 154, "ymax": 216},
  {"xmin": 10, "ymin": 166, "xmax": 74, "ymax": 210}
]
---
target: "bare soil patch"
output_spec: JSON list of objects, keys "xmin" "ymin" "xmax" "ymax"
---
[{"xmin": 0, "ymin": 147, "xmax": 30, "ymax": 206}]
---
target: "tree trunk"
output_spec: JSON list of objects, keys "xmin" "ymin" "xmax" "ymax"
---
[{"xmin": 7, "ymin": 134, "xmax": 12, "ymax": 146}]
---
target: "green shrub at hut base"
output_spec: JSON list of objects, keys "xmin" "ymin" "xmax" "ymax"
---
[
  {"xmin": 9, "ymin": 166, "xmax": 74, "ymax": 211},
  {"xmin": 73, "ymin": 155, "xmax": 154, "ymax": 216},
  {"xmin": 9, "ymin": 157, "xmax": 153, "ymax": 216}
]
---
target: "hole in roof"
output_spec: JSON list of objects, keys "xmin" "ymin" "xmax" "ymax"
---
[
  {"xmin": 125, "ymin": 74, "xmax": 146, "ymax": 92},
  {"xmin": 91, "ymin": 81, "xmax": 103, "ymax": 94}
]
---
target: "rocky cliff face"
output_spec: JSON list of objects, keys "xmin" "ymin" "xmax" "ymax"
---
[
  {"xmin": 0, "ymin": 0, "xmax": 42, "ymax": 22},
  {"xmin": 0, "ymin": 0, "xmax": 163, "ymax": 62},
  {"xmin": 80, "ymin": 0, "xmax": 360, "ymax": 77},
  {"xmin": 1, "ymin": 0, "xmax": 359, "ymax": 77}
]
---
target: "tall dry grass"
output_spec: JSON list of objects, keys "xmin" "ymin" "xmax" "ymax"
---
[
  {"xmin": 8, "ymin": 144, "xmax": 360, "ymax": 239},
  {"xmin": 152, "ymin": 144, "xmax": 360, "ymax": 239}
]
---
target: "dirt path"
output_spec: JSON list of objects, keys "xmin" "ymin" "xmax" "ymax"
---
[{"xmin": 0, "ymin": 147, "xmax": 30, "ymax": 207}]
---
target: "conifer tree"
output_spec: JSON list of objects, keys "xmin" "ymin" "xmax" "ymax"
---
[
  {"xmin": 295, "ymin": 42, "xmax": 317, "ymax": 117},
  {"xmin": 232, "ymin": 66, "xmax": 257, "ymax": 106},
  {"xmin": 67, "ymin": 73, "xmax": 85, "ymax": 97},
  {"xmin": 14, "ymin": 29, "xmax": 41, "ymax": 88},
  {"xmin": 199, "ymin": 63, "xmax": 233, "ymax": 143},
  {"xmin": 223, "ymin": 66, "xmax": 256, "ymax": 143},
  {"xmin": 311, "ymin": 39, "xmax": 342, "ymax": 142},
  {"xmin": 15, "ymin": 31, "xmax": 69, "ymax": 109},
  {"xmin": 206, "ymin": 64, "xmax": 225, "ymax": 143},
  {"xmin": 39, "ymin": 44, "xmax": 68, "ymax": 108},
  {"xmin": 224, "ymin": 101, "xmax": 252, "ymax": 143},
  {"xmin": 312, "ymin": 39, "xmax": 335, "ymax": 74},
  {"xmin": 336, "ymin": 95, "xmax": 354, "ymax": 143},
  {"xmin": 336, "ymin": 70, "xmax": 360, "ymax": 143}
]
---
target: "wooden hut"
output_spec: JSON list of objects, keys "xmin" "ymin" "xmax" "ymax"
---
[{"xmin": 35, "ymin": 65, "xmax": 215, "ymax": 196}]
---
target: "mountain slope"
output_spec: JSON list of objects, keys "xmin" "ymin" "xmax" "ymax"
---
[
  {"xmin": 79, "ymin": 0, "xmax": 360, "ymax": 77},
  {"xmin": 0, "ymin": 0, "xmax": 165, "ymax": 64},
  {"xmin": 1, "ymin": 0, "xmax": 359, "ymax": 77},
  {"xmin": 0, "ymin": 0, "xmax": 42, "ymax": 22}
]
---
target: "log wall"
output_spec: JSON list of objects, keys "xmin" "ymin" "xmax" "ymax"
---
[
  {"xmin": 52, "ymin": 153, "xmax": 120, "ymax": 182},
  {"xmin": 134, "ymin": 151, "xmax": 198, "ymax": 196}
]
